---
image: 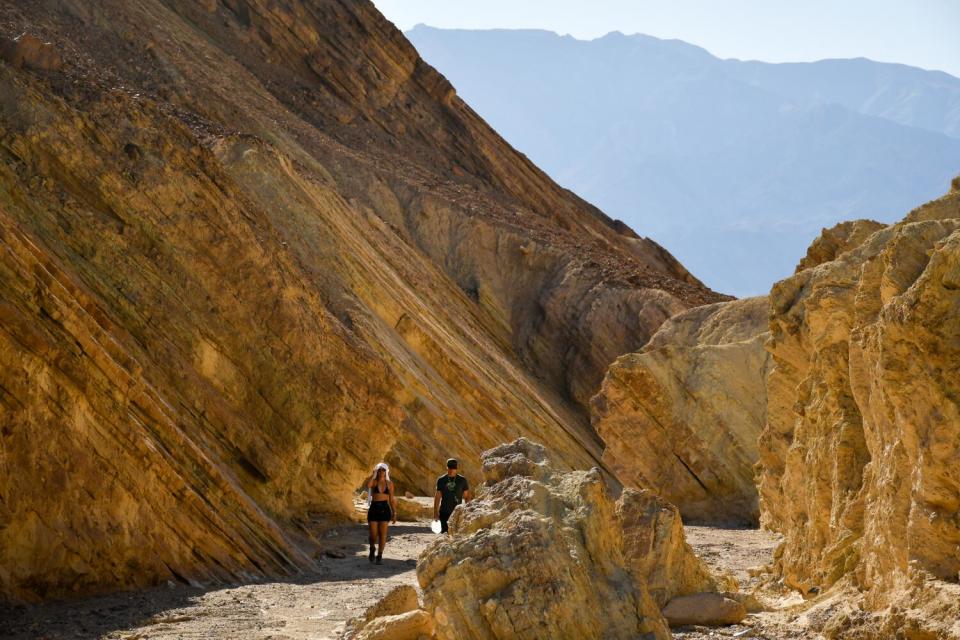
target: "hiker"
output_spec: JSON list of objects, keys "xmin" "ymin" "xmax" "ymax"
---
[
  {"xmin": 433, "ymin": 458, "xmax": 471, "ymax": 534},
  {"xmin": 366, "ymin": 462, "xmax": 396, "ymax": 564}
]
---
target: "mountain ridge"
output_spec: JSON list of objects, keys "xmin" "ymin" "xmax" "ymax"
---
[{"xmin": 406, "ymin": 25, "xmax": 960, "ymax": 296}]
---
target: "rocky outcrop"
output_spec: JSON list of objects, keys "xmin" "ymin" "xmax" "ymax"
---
[
  {"xmin": 759, "ymin": 183, "xmax": 960, "ymax": 636},
  {"xmin": 592, "ymin": 296, "xmax": 771, "ymax": 525},
  {"xmin": 415, "ymin": 439, "xmax": 727, "ymax": 639},
  {"xmin": 794, "ymin": 219, "xmax": 887, "ymax": 272},
  {"xmin": 618, "ymin": 488, "xmax": 733, "ymax": 606},
  {"xmin": 344, "ymin": 585, "xmax": 434, "ymax": 640},
  {"xmin": 0, "ymin": 0, "xmax": 724, "ymax": 602}
]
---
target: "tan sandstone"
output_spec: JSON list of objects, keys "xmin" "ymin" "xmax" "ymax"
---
[
  {"xmin": 349, "ymin": 611, "xmax": 434, "ymax": 640},
  {"xmin": 416, "ymin": 438, "xmax": 731, "ymax": 639},
  {"xmin": 759, "ymin": 184, "xmax": 960, "ymax": 637},
  {"xmin": 394, "ymin": 497, "xmax": 433, "ymax": 522},
  {"xmin": 593, "ymin": 296, "xmax": 771, "ymax": 525},
  {"xmin": 661, "ymin": 592, "xmax": 746, "ymax": 627},
  {"xmin": 344, "ymin": 585, "xmax": 434, "ymax": 640}
]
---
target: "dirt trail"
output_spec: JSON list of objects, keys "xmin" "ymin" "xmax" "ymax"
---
[
  {"xmin": 3, "ymin": 522, "xmax": 821, "ymax": 639},
  {"xmin": 1, "ymin": 519, "xmax": 436, "ymax": 640},
  {"xmin": 676, "ymin": 527, "xmax": 822, "ymax": 640}
]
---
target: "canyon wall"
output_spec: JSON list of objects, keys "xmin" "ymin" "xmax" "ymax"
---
[
  {"xmin": 592, "ymin": 296, "xmax": 770, "ymax": 525},
  {"xmin": 589, "ymin": 180, "xmax": 960, "ymax": 635},
  {"xmin": 0, "ymin": 0, "xmax": 723, "ymax": 602},
  {"xmin": 759, "ymin": 183, "xmax": 960, "ymax": 634}
]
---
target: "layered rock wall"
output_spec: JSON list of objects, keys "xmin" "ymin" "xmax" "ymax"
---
[
  {"xmin": 0, "ymin": 0, "xmax": 722, "ymax": 601},
  {"xmin": 593, "ymin": 296, "xmax": 770, "ymax": 524},
  {"xmin": 759, "ymin": 186, "xmax": 960, "ymax": 634}
]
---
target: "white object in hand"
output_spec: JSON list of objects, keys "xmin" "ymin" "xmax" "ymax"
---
[{"xmin": 430, "ymin": 520, "xmax": 442, "ymax": 534}]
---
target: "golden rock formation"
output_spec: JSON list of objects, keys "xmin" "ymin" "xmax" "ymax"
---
[
  {"xmin": 344, "ymin": 585, "xmax": 434, "ymax": 640},
  {"xmin": 794, "ymin": 219, "xmax": 886, "ymax": 273},
  {"xmin": 0, "ymin": 0, "xmax": 723, "ymax": 602},
  {"xmin": 760, "ymin": 184, "xmax": 960, "ymax": 636},
  {"xmin": 416, "ymin": 439, "xmax": 728, "ymax": 639},
  {"xmin": 592, "ymin": 296, "xmax": 771, "ymax": 525}
]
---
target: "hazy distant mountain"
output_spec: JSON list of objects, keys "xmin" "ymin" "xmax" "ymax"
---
[{"xmin": 407, "ymin": 25, "xmax": 960, "ymax": 296}]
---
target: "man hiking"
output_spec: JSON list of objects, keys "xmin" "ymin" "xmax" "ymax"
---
[{"xmin": 434, "ymin": 458, "xmax": 471, "ymax": 533}]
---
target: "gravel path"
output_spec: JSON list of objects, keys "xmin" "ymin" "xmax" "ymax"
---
[
  {"xmin": 3, "ymin": 520, "xmax": 824, "ymax": 639},
  {"xmin": 1, "ymin": 520, "xmax": 436, "ymax": 640}
]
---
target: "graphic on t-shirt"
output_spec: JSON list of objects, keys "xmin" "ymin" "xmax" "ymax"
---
[{"xmin": 437, "ymin": 474, "xmax": 469, "ymax": 514}]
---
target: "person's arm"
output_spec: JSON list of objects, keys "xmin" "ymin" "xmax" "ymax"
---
[
  {"xmin": 389, "ymin": 481, "xmax": 397, "ymax": 523},
  {"xmin": 367, "ymin": 471, "xmax": 376, "ymax": 489},
  {"xmin": 433, "ymin": 490, "xmax": 441, "ymax": 520},
  {"xmin": 462, "ymin": 477, "xmax": 472, "ymax": 504}
]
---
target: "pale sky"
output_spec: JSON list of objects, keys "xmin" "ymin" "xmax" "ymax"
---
[{"xmin": 372, "ymin": 0, "xmax": 960, "ymax": 77}]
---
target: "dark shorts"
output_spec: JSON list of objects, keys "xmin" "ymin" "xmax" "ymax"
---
[{"xmin": 368, "ymin": 501, "xmax": 392, "ymax": 523}]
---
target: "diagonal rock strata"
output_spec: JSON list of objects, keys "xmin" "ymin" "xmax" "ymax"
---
[
  {"xmin": 592, "ymin": 296, "xmax": 771, "ymax": 525},
  {"xmin": 0, "ymin": 0, "xmax": 723, "ymax": 602}
]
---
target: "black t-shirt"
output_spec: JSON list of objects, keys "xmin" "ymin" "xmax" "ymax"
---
[{"xmin": 436, "ymin": 474, "xmax": 469, "ymax": 513}]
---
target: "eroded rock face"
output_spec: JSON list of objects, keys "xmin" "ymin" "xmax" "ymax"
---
[
  {"xmin": 759, "ymin": 184, "xmax": 960, "ymax": 634},
  {"xmin": 394, "ymin": 497, "xmax": 432, "ymax": 522},
  {"xmin": 618, "ymin": 488, "xmax": 730, "ymax": 606},
  {"xmin": 344, "ymin": 585, "xmax": 434, "ymax": 640},
  {"xmin": 0, "ymin": 0, "xmax": 723, "ymax": 602},
  {"xmin": 416, "ymin": 438, "xmax": 722, "ymax": 639},
  {"xmin": 794, "ymin": 219, "xmax": 887, "ymax": 272},
  {"xmin": 592, "ymin": 296, "xmax": 771, "ymax": 525}
]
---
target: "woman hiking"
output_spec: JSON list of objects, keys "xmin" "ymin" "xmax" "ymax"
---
[{"xmin": 366, "ymin": 462, "xmax": 397, "ymax": 564}]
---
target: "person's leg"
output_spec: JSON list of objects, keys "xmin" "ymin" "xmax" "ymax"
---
[
  {"xmin": 367, "ymin": 521, "xmax": 377, "ymax": 562},
  {"xmin": 377, "ymin": 521, "xmax": 388, "ymax": 563},
  {"xmin": 439, "ymin": 508, "xmax": 451, "ymax": 533}
]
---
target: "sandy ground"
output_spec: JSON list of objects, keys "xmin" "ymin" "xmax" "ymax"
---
[
  {"xmin": 1, "ymin": 518, "xmax": 436, "ymax": 640},
  {"xmin": 673, "ymin": 526, "xmax": 825, "ymax": 640},
  {"xmin": 3, "ymin": 519, "xmax": 824, "ymax": 639}
]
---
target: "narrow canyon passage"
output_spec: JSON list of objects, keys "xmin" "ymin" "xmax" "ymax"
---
[{"xmin": 2, "ymin": 519, "xmax": 817, "ymax": 640}]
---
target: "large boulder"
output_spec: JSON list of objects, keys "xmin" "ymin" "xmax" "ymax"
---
[
  {"xmin": 344, "ymin": 585, "xmax": 434, "ymax": 640},
  {"xmin": 416, "ymin": 438, "xmax": 726, "ymax": 639},
  {"xmin": 661, "ymin": 592, "xmax": 746, "ymax": 627},
  {"xmin": 394, "ymin": 496, "xmax": 433, "ymax": 522},
  {"xmin": 592, "ymin": 296, "xmax": 771, "ymax": 525},
  {"xmin": 618, "ymin": 489, "xmax": 731, "ymax": 606}
]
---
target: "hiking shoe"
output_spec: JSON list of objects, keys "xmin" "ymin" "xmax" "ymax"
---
[{"xmin": 375, "ymin": 556, "xmax": 383, "ymax": 565}]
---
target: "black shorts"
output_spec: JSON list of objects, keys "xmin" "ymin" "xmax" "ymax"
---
[{"xmin": 368, "ymin": 501, "xmax": 392, "ymax": 522}]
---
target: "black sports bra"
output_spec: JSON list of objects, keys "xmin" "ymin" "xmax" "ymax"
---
[{"xmin": 371, "ymin": 481, "xmax": 390, "ymax": 497}]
